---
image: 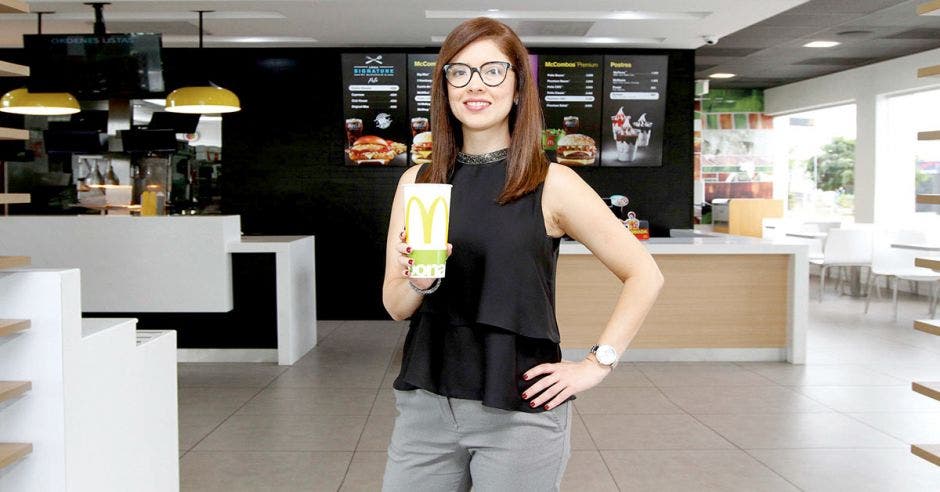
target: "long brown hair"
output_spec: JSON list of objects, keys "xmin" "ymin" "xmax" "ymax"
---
[{"xmin": 418, "ymin": 17, "xmax": 548, "ymax": 204}]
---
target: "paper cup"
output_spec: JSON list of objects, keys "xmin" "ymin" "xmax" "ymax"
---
[{"xmin": 403, "ymin": 183, "xmax": 452, "ymax": 278}]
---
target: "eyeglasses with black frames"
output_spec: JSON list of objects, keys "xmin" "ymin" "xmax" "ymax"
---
[{"xmin": 442, "ymin": 61, "xmax": 514, "ymax": 88}]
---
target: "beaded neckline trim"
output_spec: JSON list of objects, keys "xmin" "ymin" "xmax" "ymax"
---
[{"xmin": 456, "ymin": 148, "xmax": 509, "ymax": 166}]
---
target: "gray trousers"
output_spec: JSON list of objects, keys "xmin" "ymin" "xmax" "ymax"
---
[{"xmin": 383, "ymin": 388, "xmax": 572, "ymax": 492}]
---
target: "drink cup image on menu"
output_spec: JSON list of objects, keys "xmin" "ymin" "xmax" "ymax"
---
[
  {"xmin": 344, "ymin": 118, "xmax": 363, "ymax": 147},
  {"xmin": 403, "ymin": 184, "xmax": 452, "ymax": 278}
]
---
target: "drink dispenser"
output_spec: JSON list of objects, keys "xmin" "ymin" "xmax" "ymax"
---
[{"xmin": 135, "ymin": 156, "xmax": 170, "ymax": 216}]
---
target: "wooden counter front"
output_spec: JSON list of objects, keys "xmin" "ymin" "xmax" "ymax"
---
[{"xmin": 557, "ymin": 254, "xmax": 789, "ymax": 350}]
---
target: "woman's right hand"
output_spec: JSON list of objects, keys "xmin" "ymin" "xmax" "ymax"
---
[{"xmin": 397, "ymin": 228, "xmax": 452, "ymax": 290}]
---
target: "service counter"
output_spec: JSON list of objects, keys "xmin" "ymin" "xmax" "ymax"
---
[
  {"xmin": 0, "ymin": 216, "xmax": 317, "ymax": 365},
  {"xmin": 558, "ymin": 233, "xmax": 808, "ymax": 363}
]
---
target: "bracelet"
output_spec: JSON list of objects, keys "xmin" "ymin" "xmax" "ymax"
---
[{"xmin": 408, "ymin": 278, "xmax": 441, "ymax": 295}]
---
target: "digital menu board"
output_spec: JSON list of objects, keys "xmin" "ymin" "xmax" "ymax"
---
[
  {"xmin": 600, "ymin": 55, "xmax": 668, "ymax": 167},
  {"xmin": 538, "ymin": 55, "xmax": 603, "ymax": 166},
  {"xmin": 341, "ymin": 53, "xmax": 409, "ymax": 166},
  {"xmin": 341, "ymin": 51, "xmax": 670, "ymax": 169},
  {"xmin": 407, "ymin": 54, "xmax": 437, "ymax": 166}
]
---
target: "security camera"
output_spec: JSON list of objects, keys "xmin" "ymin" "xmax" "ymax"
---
[{"xmin": 704, "ymin": 36, "xmax": 719, "ymax": 45}]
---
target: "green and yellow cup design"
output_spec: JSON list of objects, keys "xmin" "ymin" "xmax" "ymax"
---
[{"xmin": 403, "ymin": 183, "xmax": 452, "ymax": 278}]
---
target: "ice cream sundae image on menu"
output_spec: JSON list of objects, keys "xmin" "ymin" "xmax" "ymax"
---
[
  {"xmin": 633, "ymin": 113, "xmax": 653, "ymax": 147},
  {"xmin": 611, "ymin": 107, "xmax": 639, "ymax": 162}
]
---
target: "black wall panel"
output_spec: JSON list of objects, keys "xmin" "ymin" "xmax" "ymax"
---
[{"xmin": 1, "ymin": 47, "xmax": 693, "ymax": 322}]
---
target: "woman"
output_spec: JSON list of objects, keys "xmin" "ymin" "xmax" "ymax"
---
[{"xmin": 381, "ymin": 17, "xmax": 663, "ymax": 492}]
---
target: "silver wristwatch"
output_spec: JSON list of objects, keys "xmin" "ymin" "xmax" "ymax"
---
[{"xmin": 589, "ymin": 344, "xmax": 619, "ymax": 369}]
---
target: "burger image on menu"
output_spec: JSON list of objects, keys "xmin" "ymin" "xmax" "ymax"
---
[
  {"xmin": 410, "ymin": 131, "xmax": 432, "ymax": 165},
  {"xmin": 347, "ymin": 135, "xmax": 405, "ymax": 165},
  {"xmin": 555, "ymin": 133, "xmax": 598, "ymax": 166}
]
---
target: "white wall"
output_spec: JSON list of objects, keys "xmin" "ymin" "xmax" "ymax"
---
[{"xmin": 765, "ymin": 46, "xmax": 940, "ymax": 224}]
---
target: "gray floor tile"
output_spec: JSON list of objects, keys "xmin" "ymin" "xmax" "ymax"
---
[
  {"xmin": 194, "ymin": 413, "xmax": 367, "ymax": 451},
  {"xmin": 370, "ymin": 389, "xmax": 398, "ymax": 416},
  {"xmin": 637, "ymin": 362, "xmax": 774, "ymax": 386},
  {"xmin": 292, "ymin": 345, "xmax": 395, "ymax": 368},
  {"xmin": 863, "ymin": 362, "xmax": 940, "ymax": 382},
  {"xmin": 316, "ymin": 320, "xmax": 344, "ymax": 342},
  {"xmin": 592, "ymin": 362, "xmax": 655, "ymax": 387},
  {"xmin": 178, "ymin": 363, "xmax": 287, "ymax": 388},
  {"xmin": 846, "ymin": 412, "xmax": 940, "ymax": 444},
  {"xmin": 697, "ymin": 412, "xmax": 904, "ymax": 449},
  {"xmin": 559, "ymin": 450, "xmax": 618, "ymax": 491},
  {"xmin": 357, "ymin": 414, "xmax": 395, "ymax": 451},
  {"xmin": 749, "ymin": 448, "xmax": 940, "ymax": 492},
  {"xmin": 572, "ymin": 386, "xmax": 684, "ymax": 414},
  {"xmin": 270, "ymin": 364, "xmax": 387, "ymax": 389},
  {"xmin": 602, "ymin": 449, "xmax": 799, "ymax": 491},
  {"xmin": 795, "ymin": 386, "xmax": 940, "ymax": 412},
  {"xmin": 570, "ymin": 413, "xmax": 596, "ymax": 450},
  {"xmin": 340, "ymin": 451, "xmax": 388, "ymax": 492},
  {"xmin": 582, "ymin": 413, "xmax": 735, "ymax": 450},
  {"xmin": 660, "ymin": 385, "xmax": 831, "ymax": 415},
  {"xmin": 180, "ymin": 450, "xmax": 351, "ymax": 492},
  {"xmin": 237, "ymin": 386, "xmax": 378, "ymax": 416},
  {"xmin": 179, "ymin": 413, "xmax": 226, "ymax": 453},
  {"xmin": 737, "ymin": 362, "xmax": 906, "ymax": 386},
  {"xmin": 178, "ymin": 387, "xmax": 261, "ymax": 418}
]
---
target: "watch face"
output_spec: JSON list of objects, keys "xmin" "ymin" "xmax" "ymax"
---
[{"xmin": 596, "ymin": 345, "xmax": 617, "ymax": 365}]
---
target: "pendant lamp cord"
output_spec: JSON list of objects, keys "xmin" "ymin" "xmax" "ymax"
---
[
  {"xmin": 195, "ymin": 10, "xmax": 213, "ymax": 49},
  {"xmin": 35, "ymin": 11, "xmax": 54, "ymax": 35},
  {"xmin": 84, "ymin": 3, "xmax": 110, "ymax": 35}
]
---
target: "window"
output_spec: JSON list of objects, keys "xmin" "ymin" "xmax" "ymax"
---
[{"xmin": 773, "ymin": 104, "xmax": 857, "ymax": 220}]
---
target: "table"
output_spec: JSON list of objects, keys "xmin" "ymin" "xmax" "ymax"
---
[
  {"xmin": 891, "ymin": 243, "xmax": 940, "ymax": 252},
  {"xmin": 786, "ymin": 231, "xmax": 829, "ymax": 240}
]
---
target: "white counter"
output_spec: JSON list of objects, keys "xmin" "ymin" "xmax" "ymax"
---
[
  {"xmin": 561, "ymin": 235, "xmax": 808, "ymax": 255},
  {"xmin": 0, "ymin": 217, "xmax": 318, "ymax": 365},
  {"xmin": 0, "ymin": 216, "xmax": 240, "ymax": 312}
]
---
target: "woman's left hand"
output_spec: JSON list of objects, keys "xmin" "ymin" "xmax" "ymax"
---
[{"xmin": 521, "ymin": 359, "xmax": 611, "ymax": 410}]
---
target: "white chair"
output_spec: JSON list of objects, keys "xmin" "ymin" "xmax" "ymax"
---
[
  {"xmin": 810, "ymin": 228, "xmax": 873, "ymax": 301},
  {"xmin": 865, "ymin": 230, "xmax": 940, "ymax": 319}
]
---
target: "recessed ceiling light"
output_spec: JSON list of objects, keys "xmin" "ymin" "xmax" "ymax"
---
[
  {"xmin": 804, "ymin": 41, "xmax": 841, "ymax": 48},
  {"xmin": 486, "ymin": 9, "xmax": 500, "ymax": 12},
  {"xmin": 709, "ymin": 73, "xmax": 736, "ymax": 79}
]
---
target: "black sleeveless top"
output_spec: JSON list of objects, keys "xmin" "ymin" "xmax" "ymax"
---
[{"xmin": 393, "ymin": 154, "xmax": 572, "ymax": 413}]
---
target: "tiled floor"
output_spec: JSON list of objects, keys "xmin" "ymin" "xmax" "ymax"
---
[{"xmin": 178, "ymin": 287, "xmax": 940, "ymax": 491}]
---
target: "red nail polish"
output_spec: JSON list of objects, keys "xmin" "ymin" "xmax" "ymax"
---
[
  {"xmin": 408, "ymin": 259, "xmax": 414, "ymax": 265},
  {"xmin": 544, "ymin": 405, "xmax": 551, "ymax": 410},
  {"xmin": 521, "ymin": 393, "xmax": 528, "ymax": 399},
  {"xmin": 403, "ymin": 270, "xmax": 410, "ymax": 277},
  {"xmin": 523, "ymin": 374, "xmax": 529, "ymax": 380},
  {"xmin": 530, "ymin": 401, "xmax": 536, "ymax": 408},
  {"xmin": 406, "ymin": 247, "xmax": 412, "ymax": 254}
]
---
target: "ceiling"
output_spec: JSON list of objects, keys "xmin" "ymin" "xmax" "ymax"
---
[
  {"xmin": 0, "ymin": 0, "xmax": 806, "ymax": 50},
  {"xmin": 697, "ymin": 0, "xmax": 940, "ymax": 89},
  {"xmin": 3, "ymin": 1, "xmax": 936, "ymax": 90}
]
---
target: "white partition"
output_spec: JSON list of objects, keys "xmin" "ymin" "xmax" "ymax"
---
[
  {"xmin": 225, "ymin": 236, "xmax": 318, "ymax": 365},
  {"xmin": 0, "ymin": 268, "xmax": 179, "ymax": 491},
  {"xmin": 0, "ymin": 216, "xmax": 241, "ymax": 312}
]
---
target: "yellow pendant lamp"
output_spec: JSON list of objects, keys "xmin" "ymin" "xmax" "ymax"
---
[
  {"xmin": 0, "ymin": 13, "xmax": 81, "ymax": 116},
  {"xmin": 0, "ymin": 88, "xmax": 81, "ymax": 115},
  {"xmin": 165, "ymin": 10, "xmax": 240, "ymax": 114},
  {"xmin": 165, "ymin": 83, "xmax": 240, "ymax": 114}
]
